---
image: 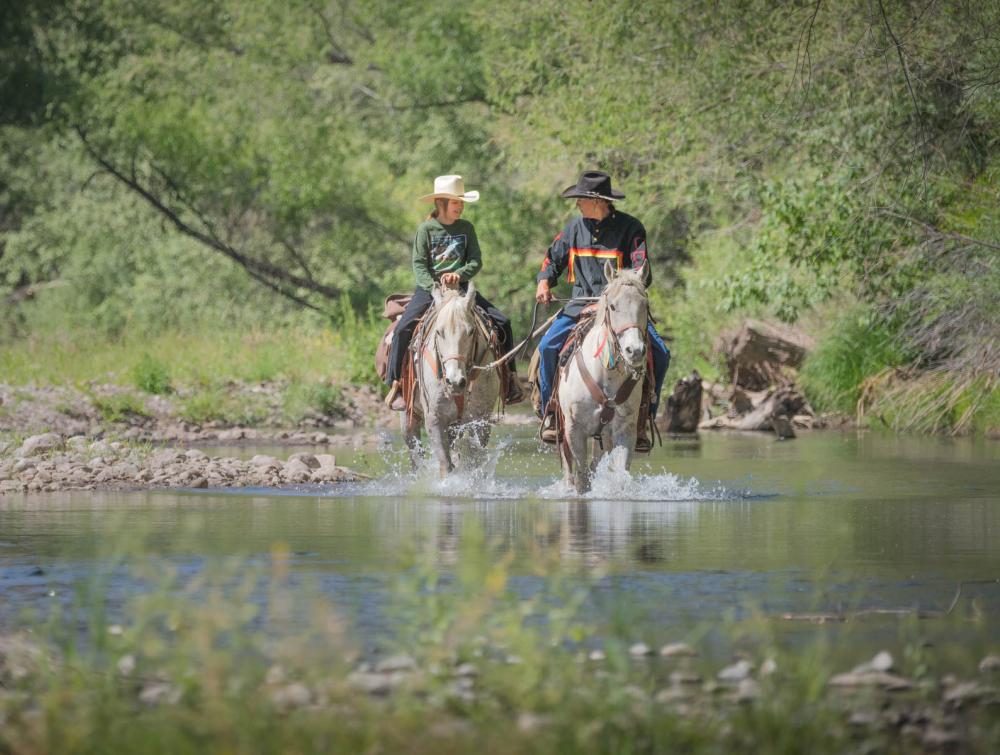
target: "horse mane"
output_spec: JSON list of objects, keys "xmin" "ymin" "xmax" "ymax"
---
[
  {"xmin": 595, "ymin": 267, "xmax": 648, "ymax": 324},
  {"xmin": 433, "ymin": 288, "xmax": 475, "ymax": 333}
]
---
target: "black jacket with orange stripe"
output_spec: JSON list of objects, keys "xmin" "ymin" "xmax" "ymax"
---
[{"xmin": 536, "ymin": 210, "xmax": 652, "ymax": 316}]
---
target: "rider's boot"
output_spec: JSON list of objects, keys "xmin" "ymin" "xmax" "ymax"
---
[
  {"xmin": 505, "ymin": 370, "xmax": 525, "ymax": 404},
  {"xmin": 385, "ymin": 380, "xmax": 407, "ymax": 412}
]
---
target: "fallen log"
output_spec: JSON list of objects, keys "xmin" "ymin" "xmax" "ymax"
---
[
  {"xmin": 699, "ymin": 385, "xmax": 813, "ymax": 436},
  {"xmin": 660, "ymin": 371, "xmax": 702, "ymax": 433}
]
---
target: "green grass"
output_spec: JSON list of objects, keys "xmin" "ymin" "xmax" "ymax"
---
[
  {"xmin": 798, "ymin": 308, "xmax": 907, "ymax": 415},
  {"xmin": 0, "ymin": 319, "xmax": 383, "ymax": 389},
  {"xmin": 88, "ymin": 392, "xmax": 150, "ymax": 423},
  {"xmin": 281, "ymin": 380, "xmax": 344, "ymax": 424}
]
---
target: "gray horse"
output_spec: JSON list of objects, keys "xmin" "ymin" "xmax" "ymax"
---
[
  {"xmin": 404, "ymin": 283, "xmax": 501, "ymax": 476},
  {"xmin": 556, "ymin": 262, "xmax": 649, "ymax": 493}
]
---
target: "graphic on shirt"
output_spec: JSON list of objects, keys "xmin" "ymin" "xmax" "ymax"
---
[{"xmin": 429, "ymin": 233, "xmax": 467, "ymax": 272}]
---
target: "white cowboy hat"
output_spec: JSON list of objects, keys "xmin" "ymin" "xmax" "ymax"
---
[{"xmin": 419, "ymin": 175, "xmax": 480, "ymax": 203}]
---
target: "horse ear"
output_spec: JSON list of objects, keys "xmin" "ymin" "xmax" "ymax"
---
[
  {"xmin": 638, "ymin": 259, "xmax": 649, "ymax": 284},
  {"xmin": 603, "ymin": 260, "xmax": 616, "ymax": 282},
  {"xmin": 464, "ymin": 281, "xmax": 476, "ymax": 309}
]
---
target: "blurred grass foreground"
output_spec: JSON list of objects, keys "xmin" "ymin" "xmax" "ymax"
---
[{"xmin": 1, "ymin": 524, "xmax": 997, "ymax": 754}]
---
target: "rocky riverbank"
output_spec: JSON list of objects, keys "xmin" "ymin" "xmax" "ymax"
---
[
  {"xmin": 0, "ymin": 432, "xmax": 367, "ymax": 495},
  {"xmin": 0, "ymin": 380, "xmax": 393, "ymax": 447}
]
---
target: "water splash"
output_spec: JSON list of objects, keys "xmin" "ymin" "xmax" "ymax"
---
[
  {"xmin": 536, "ymin": 453, "xmax": 743, "ymax": 502},
  {"xmin": 334, "ymin": 434, "xmax": 531, "ymax": 500}
]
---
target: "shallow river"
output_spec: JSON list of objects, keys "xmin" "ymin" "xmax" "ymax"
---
[{"xmin": 2, "ymin": 426, "xmax": 998, "ymax": 664}]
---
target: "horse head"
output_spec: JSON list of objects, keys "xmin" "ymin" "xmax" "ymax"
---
[
  {"xmin": 431, "ymin": 282, "xmax": 479, "ymax": 394},
  {"xmin": 601, "ymin": 260, "xmax": 649, "ymax": 370}
]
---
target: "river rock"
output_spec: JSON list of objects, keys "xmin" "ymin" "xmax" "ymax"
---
[
  {"xmin": 288, "ymin": 453, "xmax": 320, "ymax": 469},
  {"xmin": 283, "ymin": 459, "xmax": 313, "ymax": 481},
  {"xmin": 718, "ymin": 660, "xmax": 753, "ymax": 682},
  {"xmin": 828, "ymin": 671, "xmax": 913, "ymax": 691},
  {"xmin": 760, "ymin": 657, "xmax": 778, "ymax": 677},
  {"xmin": 315, "ymin": 454, "xmax": 337, "ymax": 469},
  {"xmin": 189, "ymin": 477, "xmax": 208, "ymax": 489},
  {"xmin": 979, "ymin": 655, "xmax": 1000, "ymax": 673},
  {"xmin": 735, "ymin": 677, "xmax": 761, "ymax": 702},
  {"xmin": 670, "ymin": 670, "xmax": 703, "ymax": 685},
  {"xmin": 149, "ymin": 450, "xmax": 183, "ymax": 469},
  {"xmin": 348, "ymin": 670, "xmax": 404, "ymax": 696},
  {"xmin": 184, "ymin": 449, "xmax": 207, "ymax": 461},
  {"xmin": 629, "ymin": 642, "xmax": 654, "ymax": 657},
  {"xmin": 12, "ymin": 459, "xmax": 35, "ymax": 474},
  {"xmin": 17, "ymin": 433, "xmax": 62, "ymax": 458},
  {"xmin": 588, "ymin": 649, "xmax": 606, "ymax": 662},
  {"xmin": 0, "ymin": 441, "xmax": 12, "ymax": 456},
  {"xmin": 270, "ymin": 682, "xmax": 312, "ymax": 711},
  {"xmin": 139, "ymin": 682, "xmax": 181, "ymax": 706},
  {"xmin": 943, "ymin": 681, "xmax": 993, "ymax": 707},
  {"xmin": 659, "ymin": 642, "xmax": 697, "ymax": 658},
  {"xmin": 853, "ymin": 650, "xmax": 894, "ymax": 674},
  {"xmin": 117, "ymin": 654, "xmax": 136, "ymax": 676},
  {"xmin": 250, "ymin": 454, "xmax": 281, "ymax": 469},
  {"xmin": 89, "ymin": 440, "xmax": 114, "ymax": 456},
  {"xmin": 0, "ymin": 634, "xmax": 50, "ymax": 682},
  {"xmin": 375, "ymin": 654, "xmax": 417, "ymax": 673}
]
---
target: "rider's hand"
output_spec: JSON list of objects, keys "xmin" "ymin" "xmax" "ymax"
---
[
  {"xmin": 440, "ymin": 272, "xmax": 461, "ymax": 287},
  {"xmin": 535, "ymin": 279, "xmax": 553, "ymax": 304}
]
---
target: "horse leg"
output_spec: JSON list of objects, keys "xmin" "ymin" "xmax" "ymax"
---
[
  {"xmin": 591, "ymin": 430, "xmax": 610, "ymax": 476},
  {"xmin": 403, "ymin": 413, "xmax": 423, "ymax": 471},
  {"xmin": 426, "ymin": 418, "xmax": 454, "ymax": 477},
  {"xmin": 610, "ymin": 420, "xmax": 637, "ymax": 472},
  {"xmin": 565, "ymin": 420, "xmax": 591, "ymax": 494}
]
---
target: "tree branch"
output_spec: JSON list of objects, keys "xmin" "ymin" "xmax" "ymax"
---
[{"xmin": 74, "ymin": 125, "xmax": 344, "ymax": 308}]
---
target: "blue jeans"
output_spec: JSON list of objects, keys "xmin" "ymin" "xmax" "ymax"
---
[{"xmin": 538, "ymin": 313, "xmax": 670, "ymax": 418}]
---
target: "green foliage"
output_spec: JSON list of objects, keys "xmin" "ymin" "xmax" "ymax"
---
[
  {"xmin": 1, "ymin": 0, "xmax": 998, "ymax": 427},
  {"xmin": 89, "ymin": 391, "xmax": 150, "ymax": 423},
  {"xmin": 799, "ymin": 309, "xmax": 907, "ymax": 415},
  {"xmin": 281, "ymin": 380, "xmax": 344, "ymax": 424},
  {"xmin": 130, "ymin": 352, "xmax": 172, "ymax": 395}
]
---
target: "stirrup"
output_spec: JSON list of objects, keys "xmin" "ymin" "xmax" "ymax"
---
[
  {"xmin": 540, "ymin": 413, "xmax": 558, "ymax": 444},
  {"xmin": 385, "ymin": 380, "xmax": 406, "ymax": 411}
]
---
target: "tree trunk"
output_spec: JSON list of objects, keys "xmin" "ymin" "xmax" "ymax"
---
[{"xmin": 660, "ymin": 371, "xmax": 702, "ymax": 434}]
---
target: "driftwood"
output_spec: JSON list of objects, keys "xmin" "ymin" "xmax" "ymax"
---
[
  {"xmin": 719, "ymin": 320, "xmax": 815, "ymax": 391},
  {"xmin": 699, "ymin": 385, "xmax": 813, "ymax": 437},
  {"xmin": 659, "ymin": 371, "xmax": 702, "ymax": 433}
]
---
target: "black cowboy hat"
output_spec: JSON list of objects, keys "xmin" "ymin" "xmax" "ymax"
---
[{"xmin": 560, "ymin": 170, "xmax": 625, "ymax": 202}]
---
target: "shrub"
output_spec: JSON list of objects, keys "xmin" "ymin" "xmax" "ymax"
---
[{"xmin": 131, "ymin": 353, "xmax": 172, "ymax": 395}]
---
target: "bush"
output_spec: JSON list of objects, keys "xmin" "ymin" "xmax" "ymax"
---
[
  {"xmin": 131, "ymin": 353, "xmax": 172, "ymax": 395},
  {"xmin": 799, "ymin": 309, "xmax": 907, "ymax": 415}
]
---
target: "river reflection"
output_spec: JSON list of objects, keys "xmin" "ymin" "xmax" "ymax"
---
[{"xmin": 1, "ymin": 428, "xmax": 998, "ymax": 660}]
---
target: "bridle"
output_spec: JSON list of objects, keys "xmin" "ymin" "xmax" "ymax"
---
[{"xmin": 595, "ymin": 286, "xmax": 648, "ymax": 380}]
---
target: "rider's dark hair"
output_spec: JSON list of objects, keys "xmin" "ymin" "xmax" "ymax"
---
[{"xmin": 428, "ymin": 198, "xmax": 449, "ymax": 220}]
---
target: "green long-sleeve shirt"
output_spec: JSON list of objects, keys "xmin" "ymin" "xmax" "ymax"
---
[{"xmin": 412, "ymin": 218, "xmax": 482, "ymax": 292}]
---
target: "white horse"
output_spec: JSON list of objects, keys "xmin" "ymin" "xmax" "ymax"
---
[
  {"xmin": 404, "ymin": 283, "xmax": 501, "ymax": 476},
  {"xmin": 556, "ymin": 261, "xmax": 649, "ymax": 493}
]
